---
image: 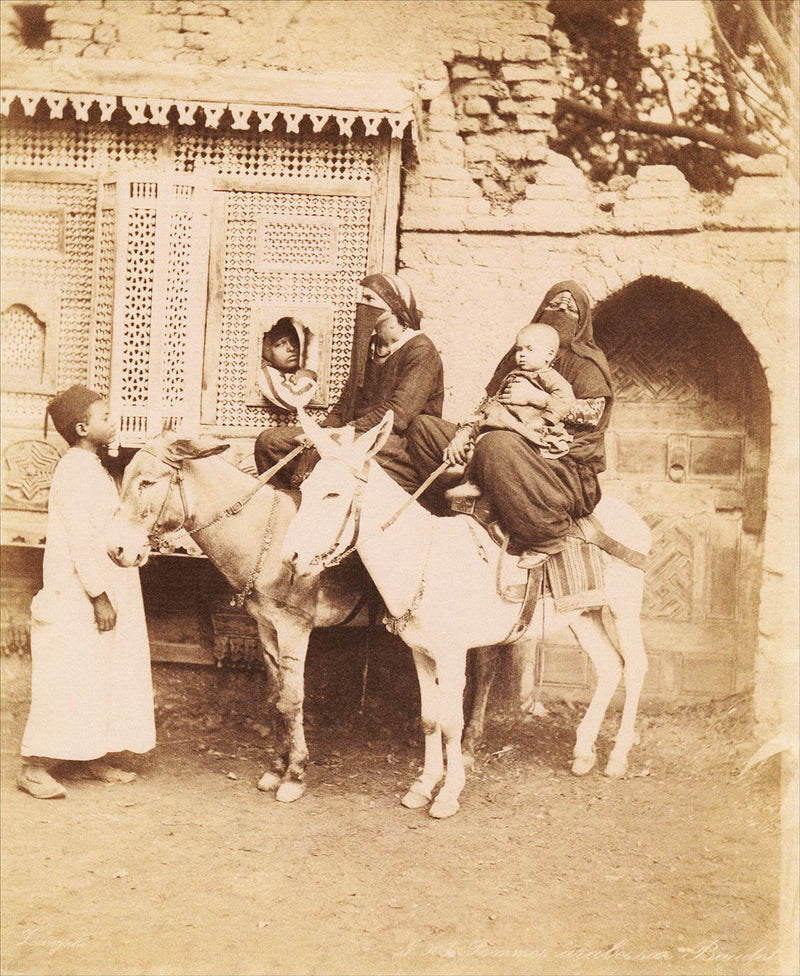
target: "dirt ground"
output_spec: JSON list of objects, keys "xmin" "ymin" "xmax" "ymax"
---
[{"xmin": 0, "ymin": 634, "xmax": 786, "ymax": 976}]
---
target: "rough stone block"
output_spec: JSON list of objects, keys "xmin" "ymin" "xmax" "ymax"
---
[
  {"xmin": 81, "ymin": 43, "xmax": 109, "ymax": 58},
  {"xmin": 160, "ymin": 31, "xmax": 186, "ymax": 49},
  {"xmin": 734, "ymin": 153, "xmax": 787, "ymax": 177},
  {"xmin": 496, "ymin": 99, "xmax": 519, "ymax": 115},
  {"xmin": 181, "ymin": 14, "xmax": 213, "ymax": 33},
  {"xmin": 524, "ymin": 183, "xmax": 591, "ymax": 203},
  {"xmin": 430, "ymin": 179, "xmax": 481, "ymax": 198},
  {"xmin": 513, "ymin": 97, "xmax": 557, "ymax": 116},
  {"xmin": 51, "ymin": 21, "xmax": 94, "ymax": 40},
  {"xmin": 479, "ymin": 42, "xmax": 504, "ymax": 62},
  {"xmin": 522, "ymin": 40, "xmax": 550, "ymax": 62},
  {"xmin": 92, "ymin": 23, "xmax": 117, "ymax": 44},
  {"xmin": 50, "ymin": 39, "xmax": 87, "ymax": 56},
  {"xmin": 463, "ymin": 96, "xmax": 492, "ymax": 116},
  {"xmin": 464, "ymin": 142, "xmax": 496, "ymax": 164},
  {"xmin": 458, "ymin": 79, "xmax": 510, "ymax": 99},
  {"xmin": 500, "ymin": 63, "xmax": 558, "ymax": 83},
  {"xmin": 491, "ymin": 132, "xmax": 549, "ymax": 161},
  {"xmin": 635, "ymin": 164, "xmax": 688, "ymax": 183},
  {"xmin": 450, "ymin": 63, "xmax": 490, "ymax": 81},
  {"xmin": 467, "ymin": 199, "xmax": 492, "ymax": 215},
  {"xmin": 625, "ymin": 180, "xmax": 691, "ymax": 200},
  {"xmin": 481, "ymin": 116, "xmax": 507, "ymax": 133},
  {"xmin": 426, "ymin": 115, "xmax": 459, "ymax": 133},
  {"xmin": 517, "ymin": 114, "xmax": 552, "ymax": 132},
  {"xmin": 451, "ymin": 42, "xmax": 480, "ymax": 60},
  {"xmin": 520, "ymin": 23, "xmax": 551, "ymax": 38},
  {"xmin": 456, "ymin": 117, "xmax": 482, "ymax": 134},
  {"xmin": 419, "ymin": 162, "xmax": 471, "ymax": 181},
  {"xmin": 502, "ymin": 41, "xmax": 535, "ymax": 63},
  {"xmin": 433, "ymin": 131, "xmax": 471, "ymax": 154},
  {"xmin": 428, "ymin": 95, "xmax": 456, "ymax": 118},
  {"xmin": 511, "ymin": 81, "xmax": 562, "ymax": 100},
  {"xmin": 535, "ymin": 156, "xmax": 587, "ymax": 186}
]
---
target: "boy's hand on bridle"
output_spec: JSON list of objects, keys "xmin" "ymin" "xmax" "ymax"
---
[{"xmin": 91, "ymin": 592, "xmax": 117, "ymax": 632}]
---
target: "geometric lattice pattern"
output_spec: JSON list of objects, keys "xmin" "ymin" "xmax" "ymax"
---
[
  {"xmin": 642, "ymin": 514, "xmax": 695, "ymax": 621},
  {"xmin": 0, "ymin": 305, "xmax": 45, "ymax": 373},
  {"xmin": 604, "ymin": 328, "xmax": 711, "ymax": 403},
  {"xmin": 0, "ymin": 119, "xmax": 161, "ymax": 171},
  {"xmin": 0, "ymin": 207, "xmax": 63, "ymax": 253},
  {"xmin": 256, "ymin": 216, "xmax": 339, "ymax": 271},
  {"xmin": 216, "ymin": 191, "xmax": 371, "ymax": 428},
  {"xmin": 174, "ymin": 130, "xmax": 374, "ymax": 182},
  {"xmin": 2, "ymin": 119, "xmax": 379, "ymax": 435},
  {"xmin": 0, "ymin": 178, "xmax": 97, "ymax": 427},
  {"xmin": 121, "ymin": 208, "xmax": 157, "ymax": 410}
]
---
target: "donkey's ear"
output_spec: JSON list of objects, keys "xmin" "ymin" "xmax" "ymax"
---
[
  {"xmin": 353, "ymin": 411, "xmax": 393, "ymax": 463},
  {"xmin": 164, "ymin": 437, "xmax": 230, "ymax": 464},
  {"xmin": 296, "ymin": 407, "xmax": 341, "ymax": 458}
]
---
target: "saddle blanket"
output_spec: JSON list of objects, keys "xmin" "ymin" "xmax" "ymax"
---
[
  {"xmin": 545, "ymin": 536, "xmax": 607, "ymax": 614},
  {"xmin": 499, "ymin": 535, "xmax": 606, "ymax": 614}
]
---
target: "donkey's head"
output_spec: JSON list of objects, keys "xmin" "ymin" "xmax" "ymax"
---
[
  {"xmin": 281, "ymin": 410, "xmax": 393, "ymax": 576},
  {"xmin": 107, "ymin": 434, "xmax": 229, "ymax": 567}
]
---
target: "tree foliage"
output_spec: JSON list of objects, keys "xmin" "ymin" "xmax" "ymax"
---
[{"xmin": 548, "ymin": 0, "xmax": 799, "ymax": 191}]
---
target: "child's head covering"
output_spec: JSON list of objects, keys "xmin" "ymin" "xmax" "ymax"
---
[
  {"xmin": 264, "ymin": 317, "xmax": 299, "ymax": 347},
  {"xmin": 45, "ymin": 384, "xmax": 103, "ymax": 442}
]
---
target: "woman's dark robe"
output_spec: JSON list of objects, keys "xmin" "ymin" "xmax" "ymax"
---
[{"xmin": 471, "ymin": 280, "xmax": 613, "ymax": 550}]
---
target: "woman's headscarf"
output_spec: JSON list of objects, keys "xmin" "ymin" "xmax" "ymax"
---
[
  {"xmin": 360, "ymin": 273, "xmax": 422, "ymax": 331},
  {"xmin": 332, "ymin": 273, "xmax": 422, "ymax": 425}
]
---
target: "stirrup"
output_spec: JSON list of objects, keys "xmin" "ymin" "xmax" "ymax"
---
[
  {"xmin": 517, "ymin": 550, "xmax": 550, "ymax": 570},
  {"xmin": 445, "ymin": 481, "xmax": 483, "ymax": 502}
]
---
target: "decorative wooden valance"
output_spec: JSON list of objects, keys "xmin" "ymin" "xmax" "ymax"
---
[{"xmin": 0, "ymin": 57, "xmax": 417, "ymax": 139}]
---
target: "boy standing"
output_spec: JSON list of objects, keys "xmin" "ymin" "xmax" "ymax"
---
[{"xmin": 18, "ymin": 386, "xmax": 156, "ymax": 799}]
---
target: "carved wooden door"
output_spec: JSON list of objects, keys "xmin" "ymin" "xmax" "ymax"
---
[{"xmin": 593, "ymin": 278, "xmax": 769, "ymax": 698}]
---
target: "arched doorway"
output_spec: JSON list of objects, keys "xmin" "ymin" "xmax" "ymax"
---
[{"xmin": 586, "ymin": 276, "xmax": 770, "ymax": 698}]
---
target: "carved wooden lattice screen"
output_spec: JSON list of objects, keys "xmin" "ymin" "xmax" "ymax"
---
[{"xmin": 91, "ymin": 169, "xmax": 211, "ymax": 443}]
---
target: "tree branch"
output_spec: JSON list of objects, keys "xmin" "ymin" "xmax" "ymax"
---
[
  {"xmin": 557, "ymin": 97, "xmax": 771, "ymax": 156},
  {"xmin": 746, "ymin": 0, "xmax": 799, "ymax": 99}
]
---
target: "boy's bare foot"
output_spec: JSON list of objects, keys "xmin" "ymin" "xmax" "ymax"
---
[
  {"xmin": 17, "ymin": 765, "xmax": 66, "ymax": 799},
  {"xmin": 86, "ymin": 760, "xmax": 137, "ymax": 784}
]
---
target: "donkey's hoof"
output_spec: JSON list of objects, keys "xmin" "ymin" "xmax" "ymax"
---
[
  {"xmin": 401, "ymin": 785, "xmax": 431, "ymax": 810},
  {"xmin": 276, "ymin": 780, "xmax": 306, "ymax": 803},
  {"xmin": 571, "ymin": 753, "xmax": 597, "ymax": 777},
  {"xmin": 604, "ymin": 756, "xmax": 628, "ymax": 779},
  {"xmin": 429, "ymin": 796, "xmax": 460, "ymax": 819},
  {"xmin": 257, "ymin": 771, "xmax": 282, "ymax": 793},
  {"xmin": 462, "ymin": 751, "xmax": 476, "ymax": 773}
]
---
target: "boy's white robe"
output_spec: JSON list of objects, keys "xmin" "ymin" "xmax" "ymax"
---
[{"xmin": 21, "ymin": 449, "xmax": 156, "ymax": 761}]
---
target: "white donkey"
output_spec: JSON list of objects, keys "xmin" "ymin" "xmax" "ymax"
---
[{"xmin": 283, "ymin": 410, "xmax": 650, "ymax": 819}]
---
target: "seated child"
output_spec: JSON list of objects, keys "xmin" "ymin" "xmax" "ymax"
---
[
  {"xmin": 257, "ymin": 316, "xmax": 319, "ymax": 412},
  {"xmin": 447, "ymin": 322, "xmax": 576, "ymax": 499}
]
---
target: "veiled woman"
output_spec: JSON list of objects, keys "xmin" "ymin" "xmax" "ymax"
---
[
  {"xmin": 255, "ymin": 273, "xmax": 444, "ymax": 491},
  {"xmin": 407, "ymin": 280, "xmax": 613, "ymax": 563}
]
